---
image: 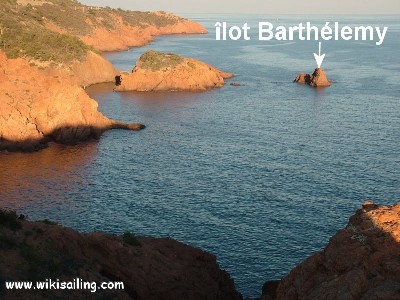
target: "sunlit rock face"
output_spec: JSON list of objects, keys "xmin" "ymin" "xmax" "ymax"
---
[{"xmin": 294, "ymin": 68, "xmax": 331, "ymax": 87}]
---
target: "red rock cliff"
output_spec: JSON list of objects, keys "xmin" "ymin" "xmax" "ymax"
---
[
  {"xmin": 41, "ymin": 13, "xmax": 207, "ymax": 86},
  {"xmin": 0, "ymin": 51, "xmax": 143, "ymax": 151},
  {"xmin": 75, "ymin": 12, "xmax": 207, "ymax": 52},
  {"xmin": 261, "ymin": 202, "xmax": 400, "ymax": 300},
  {"xmin": 39, "ymin": 51, "xmax": 119, "ymax": 87}
]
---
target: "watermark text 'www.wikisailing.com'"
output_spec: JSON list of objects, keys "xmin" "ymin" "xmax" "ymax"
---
[{"xmin": 5, "ymin": 278, "xmax": 124, "ymax": 293}]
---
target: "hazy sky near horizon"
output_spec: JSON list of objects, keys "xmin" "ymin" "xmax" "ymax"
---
[{"xmin": 78, "ymin": 0, "xmax": 400, "ymax": 15}]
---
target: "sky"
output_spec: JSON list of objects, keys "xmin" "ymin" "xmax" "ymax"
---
[{"xmin": 78, "ymin": 0, "xmax": 400, "ymax": 15}]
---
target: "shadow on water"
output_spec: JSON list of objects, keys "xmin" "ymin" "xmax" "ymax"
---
[
  {"xmin": 0, "ymin": 125, "xmax": 105, "ymax": 152},
  {"xmin": 0, "ymin": 141, "xmax": 98, "ymax": 208},
  {"xmin": 0, "ymin": 123, "xmax": 144, "ymax": 152},
  {"xmin": 0, "ymin": 123, "xmax": 144, "ymax": 209}
]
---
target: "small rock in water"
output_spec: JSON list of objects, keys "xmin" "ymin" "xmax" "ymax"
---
[{"xmin": 294, "ymin": 68, "xmax": 331, "ymax": 87}]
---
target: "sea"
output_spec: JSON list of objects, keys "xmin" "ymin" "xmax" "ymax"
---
[{"xmin": 1, "ymin": 15, "xmax": 399, "ymax": 297}]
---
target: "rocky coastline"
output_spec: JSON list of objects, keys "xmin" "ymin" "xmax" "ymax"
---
[
  {"xmin": 1, "ymin": 2, "xmax": 398, "ymax": 299},
  {"xmin": 1, "ymin": 202, "xmax": 398, "ymax": 299},
  {"xmin": 42, "ymin": 13, "xmax": 207, "ymax": 87},
  {"xmin": 0, "ymin": 0, "xmax": 208, "ymax": 151},
  {"xmin": 0, "ymin": 51, "xmax": 144, "ymax": 152}
]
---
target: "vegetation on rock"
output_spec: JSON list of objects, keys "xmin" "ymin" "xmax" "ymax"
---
[
  {"xmin": 116, "ymin": 9, "xmax": 179, "ymax": 28},
  {"xmin": 139, "ymin": 50, "xmax": 184, "ymax": 71},
  {"xmin": 0, "ymin": 0, "xmax": 91, "ymax": 62},
  {"xmin": 0, "ymin": 0, "xmax": 184, "ymax": 63},
  {"xmin": 115, "ymin": 51, "xmax": 233, "ymax": 92}
]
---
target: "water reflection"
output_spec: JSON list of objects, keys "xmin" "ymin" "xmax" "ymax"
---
[
  {"xmin": 86, "ymin": 81, "xmax": 217, "ymax": 111},
  {"xmin": 0, "ymin": 142, "xmax": 98, "ymax": 209},
  {"xmin": 119, "ymin": 90, "xmax": 215, "ymax": 108}
]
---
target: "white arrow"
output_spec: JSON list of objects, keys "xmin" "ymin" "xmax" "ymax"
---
[{"xmin": 313, "ymin": 42, "xmax": 325, "ymax": 68}]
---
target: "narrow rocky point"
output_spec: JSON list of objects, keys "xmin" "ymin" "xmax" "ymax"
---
[{"xmin": 0, "ymin": 51, "xmax": 144, "ymax": 152}]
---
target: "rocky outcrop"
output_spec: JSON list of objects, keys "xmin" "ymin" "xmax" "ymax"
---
[
  {"xmin": 40, "ymin": 14, "xmax": 207, "ymax": 87},
  {"xmin": 0, "ymin": 51, "xmax": 144, "ymax": 152},
  {"xmin": 294, "ymin": 68, "xmax": 331, "ymax": 87},
  {"xmin": 39, "ymin": 51, "xmax": 119, "ymax": 87},
  {"xmin": 261, "ymin": 202, "xmax": 400, "ymax": 300},
  {"xmin": 3, "ymin": 0, "xmax": 207, "ymax": 87},
  {"xmin": 0, "ymin": 210, "xmax": 242, "ymax": 300},
  {"xmin": 114, "ymin": 50, "xmax": 233, "ymax": 92}
]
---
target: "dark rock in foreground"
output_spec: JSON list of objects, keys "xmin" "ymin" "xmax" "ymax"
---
[
  {"xmin": 0, "ymin": 211, "xmax": 242, "ymax": 300},
  {"xmin": 261, "ymin": 280, "xmax": 281, "ymax": 300},
  {"xmin": 260, "ymin": 202, "xmax": 400, "ymax": 300},
  {"xmin": 294, "ymin": 68, "xmax": 331, "ymax": 87}
]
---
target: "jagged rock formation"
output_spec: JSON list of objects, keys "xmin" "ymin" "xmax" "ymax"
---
[
  {"xmin": 294, "ymin": 68, "xmax": 331, "ymax": 87},
  {"xmin": 261, "ymin": 202, "xmax": 400, "ymax": 300},
  {"xmin": 0, "ymin": 51, "xmax": 144, "ymax": 152},
  {"xmin": 0, "ymin": 210, "xmax": 242, "ymax": 299},
  {"xmin": 114, "ymin": 50, "xmax": 233, "ymax": 92}
]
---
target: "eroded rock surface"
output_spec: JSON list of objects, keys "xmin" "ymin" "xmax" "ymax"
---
[
  {"xmin": 0, "ymin": 51, "xmax": 143, "ymax": 151},
  {"xmin": 261, "ymin": 202, "xmax": 400, "ymax": 300},
  {"xmin": 39, "ymin": 51, "xmax": 119, "ymax": 87},
  {"xmin": 114, "ymin": 50, "xmax": 233, "ymax": 92},
  {"xmin": 0, "ymin": 211, "xmax": 242, "ymax": 299},
  {"xmin": 294, "ymin": 68, "xmax": 331, "ymax": 87}
]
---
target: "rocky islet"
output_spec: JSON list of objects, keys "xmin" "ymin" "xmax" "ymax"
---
[
  {"xmin": 294, "ymin": 67, "xmax": 331, "ymax": 87},
  {"xmin": 114, "ymin": 50, "xmax": 234, "ymax": 92}
]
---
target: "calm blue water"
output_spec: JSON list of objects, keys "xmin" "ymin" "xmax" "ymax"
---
[{"xmin": 1, "ymin": 15, "xmax": 399, "ymax": 297}]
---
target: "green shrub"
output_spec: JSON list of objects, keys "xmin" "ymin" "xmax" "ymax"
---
[
  {"xmin": 116, "ymin": 10, "xmax": 179, "ymax": 28},
  {"xmin": 122, "ymin": 232, "xmax": 141, "ymax": 247},
  {"xmin": 0, "ymin": 1, "xmax": 91, "ymax": 63},
  {"xmin": 139, "ymin": 50, "xmax": 184, "ymax": 71},
  {"xmin": 0, "ymin": 0, "xmax": 185, "ymax": 63},
  {"xmin": 37, "ymin": 3, "xmax": 92, "ymax": 35},
  {"xmin": 187, "ymin": 61, "xmax": 196, "ymax": 69},
  {"xmin": 0, "ymin": 210, "xmax": 21, "ymax": 230}
]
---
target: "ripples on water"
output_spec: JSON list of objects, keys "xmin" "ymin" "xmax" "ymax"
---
[{"xmin": 1, "ymin": 15, "xmax": 399, "ymax": 297}]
